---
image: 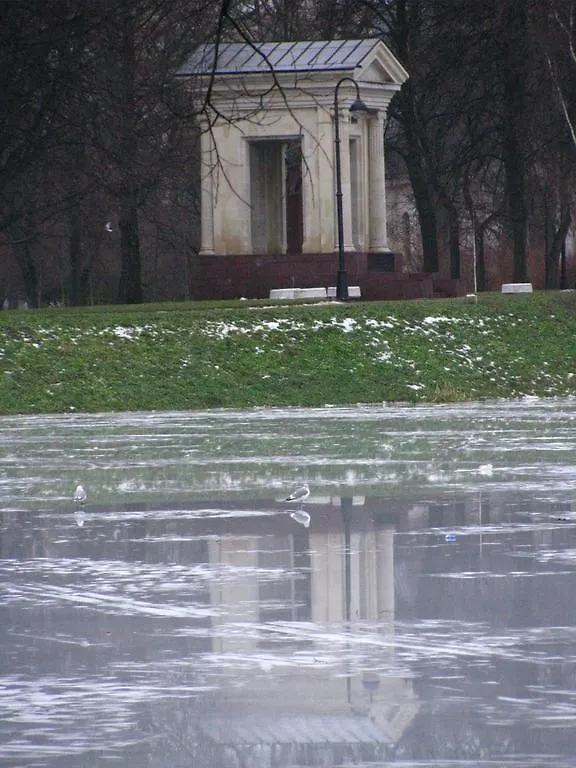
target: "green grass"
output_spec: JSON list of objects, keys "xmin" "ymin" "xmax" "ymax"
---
[{"xmin": 1, "ymin": 291, "xmax": 576, "ymax": 414}]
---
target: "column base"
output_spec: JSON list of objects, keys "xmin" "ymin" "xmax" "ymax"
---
[{"xmin": 336, "ymin": 269, "xmax": 349, "ymax": 301}]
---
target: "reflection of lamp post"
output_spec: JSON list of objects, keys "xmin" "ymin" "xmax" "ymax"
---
[
  {"xmin": 341, "ymin": 495, "xmax": 353, "ymax": 703},
  {"xmin": 334, "ymin": 77, "xmax": 370, "ymax": 301}
]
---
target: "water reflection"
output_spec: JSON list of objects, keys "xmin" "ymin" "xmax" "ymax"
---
[
  {"xmin": 1, "ymin": 402, "xmax": 576, "ymax": 766},
  {"xmin": 1, "ymin": 492, "xmax": 576, "ymax": 766},
  {"xmin": 1, "ymin": 499, "xmax": 403, "ymax": 760}
]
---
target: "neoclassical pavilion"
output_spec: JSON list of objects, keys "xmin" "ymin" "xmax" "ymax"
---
[{"xmin": 177, "ymin": 39, "xmax": 411, "ymax": 299}]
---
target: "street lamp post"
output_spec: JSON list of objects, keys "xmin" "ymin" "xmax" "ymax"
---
[{"xmin": 334, "ymin": 77, "xmax": 370, "ymax": 301}]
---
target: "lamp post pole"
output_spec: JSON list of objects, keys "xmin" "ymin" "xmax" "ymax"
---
[{"xmin": 334, "ymin": 77, "xmax": 368, "ymax": 301}]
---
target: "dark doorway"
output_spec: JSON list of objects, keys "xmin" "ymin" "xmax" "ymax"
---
[
  {"xmin": 285, "ymin": 140, "xmax": 303, "ymax": 254},
  {"xmin": 249, "ymin": 139, "xmax": 302, "ymax": 255}
]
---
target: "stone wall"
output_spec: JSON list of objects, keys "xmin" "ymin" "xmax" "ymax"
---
[{"xmin": 188, "ymin": 250, "xmax": 465, "ymax": 301}]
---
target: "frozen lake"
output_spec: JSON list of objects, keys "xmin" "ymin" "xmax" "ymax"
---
[{"xmin": 1, "ymin": 399, "xmax": 576, "ymax": 767}]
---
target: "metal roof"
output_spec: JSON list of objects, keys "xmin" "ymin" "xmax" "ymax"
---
[
  {"xmin": 197, "ymin": 714, "xmax": 391, "ymax": 745},
  {"xmin": 177, "ymin": 39, "xmax": 381, "ymax": 77}
]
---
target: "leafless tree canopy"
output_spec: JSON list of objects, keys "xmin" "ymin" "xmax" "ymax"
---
[{"xmin": 1, "ymin": 0, "xmax": 575, "ymax": 305}]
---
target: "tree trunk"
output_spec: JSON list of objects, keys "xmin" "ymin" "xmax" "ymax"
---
[
  {"xmin": 394, "ymin": 82, "xmax": 439, "ymax": 274},
  {"xmin": 68, "ymin": 201, "xmax": 92, "ymax": 306},
  {"xmin": 502, "ymin": 2, "xmax": 528, "ymax": 283},
  {"xmin": 463, "ymin": 180, "xmax": 484, "ymax": 291},
  {"xmin": 410, "ymin": 169, "xmax": 439, "ymax": 274},
  {"xmin": 68, "ymin": 202, "xmax": 83, "ymax": 306},
  {"xmin": 474, "ymin": 226, "xmax": 487, "ymax": 292},
  {"xmin": 545, "ymin": 204, "xmax": 571, "ymax": 289},
  {"xmin": 504, "ymin": 132, "xmax": 527, "ymax": 283},
  {"xmin": 116, "ymin": 4, "xmax": 142, "ymax": 305},
  {"xmin": 117, "ymin": 184, "xmax": 142, "ymax": 304},
  {"xmin": 11, "ymin": 234, "xmax": 38, "ymax": 308},
  {"xmin": 446, "ymin": 202, "xmax": 461, "ymax": 279},
  {"xmin": 560, "ymin": 240, "xmax": 567, "ymax": 289}
]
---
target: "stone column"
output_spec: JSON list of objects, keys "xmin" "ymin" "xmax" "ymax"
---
[
  {"xmin": 300, "ymin": 133, "xmax": 311, "ymax": 253},
  {"xmin": 301, "ymin": 124, "xmax": 323, "ymax": 253},
  {"xmin": 315, "ymin": 107, "xmax": 335, "ymax": 253},
  {"xmin": 368, "ymin": 112, "xmax": 389, "ymax": 252},
  {"xmin": 199, "ymin": 121, "xmax": 215, "ymax": 255},
  {"xmin": 335, "ymin": 112, "xmax": 355, "ymax": 252}
]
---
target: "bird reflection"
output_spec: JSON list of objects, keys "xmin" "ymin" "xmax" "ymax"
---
[
  {"xmin": 290, "ymin": 509, "xmax": 311, "ymax": 528},
  {"xmin": 74, "ymin": 509, "xmax": 87, "ymax": 527}
]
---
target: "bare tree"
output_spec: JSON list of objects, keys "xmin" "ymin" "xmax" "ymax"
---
[
  {"xmin": 0, "ymin": 2, "xmax": 101, "ymax": 304},
  {"xmin": 85, "ymin": 1, "xmax": 211, "ymax": 304},
  {"xmin": 5, "ymin": 0, "xmax": 575, "ymax": 304}
]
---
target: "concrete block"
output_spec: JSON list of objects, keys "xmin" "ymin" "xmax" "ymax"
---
[
  {"xmin": 501, "ymin": 282, "xmax": 533, "ymax": 294},
  {"xmin": 269, "ymin": 287, "xmax": 327, "ymax": 300},
  {"xmin": 296, "ymin": 287, "xmax": 327, "ymax": 299},
  {"xmin": 269, "ymin": 288, "xmax": 297, "ymax": 299},
  {"xmin": 327, "ymin": 285, "xmax": 362, "ymax": 299}
]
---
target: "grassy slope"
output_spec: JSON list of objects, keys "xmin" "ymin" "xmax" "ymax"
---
[{"xmin": 1, "ymin": 291, "xmax": 576, "ymax": 414}]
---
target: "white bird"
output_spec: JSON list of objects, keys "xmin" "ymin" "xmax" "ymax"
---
[
  {"xmin": 105, "ymin": 221, "xmax": 113, "ymax": 233},
  {"xmin": 285, "ymin": 483, "xmax": 310, "ymax": 504},
  {"xmin": 73, "ymin": 484, "xmax": 87, "ymax": 505}
]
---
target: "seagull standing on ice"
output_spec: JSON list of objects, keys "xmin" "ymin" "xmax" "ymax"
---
[
  {"xmin": 74, "ymin": 484, "xmax": 87, "ymax": 505},
  {"xmin": 285, "ymin": 483, "xmax": 310, "ymax": 506}
]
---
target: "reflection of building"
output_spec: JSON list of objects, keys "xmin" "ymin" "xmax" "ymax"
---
[
  {"xmin": 197, "ymin": 497, "xmax": 418, "ymax": 765},
  {"xmin": 6, "ymin": 489, "xmax": 575, "ymax": 766}
]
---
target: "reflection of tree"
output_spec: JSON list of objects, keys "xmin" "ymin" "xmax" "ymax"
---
[{"xmin": 393, "ymin": 495, "xmax": 576, "ymax": 762}]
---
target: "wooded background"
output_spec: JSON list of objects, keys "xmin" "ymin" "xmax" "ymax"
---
[{"xmin": 1, "ymin": 0, "xmax": 575, "ymax": 306}]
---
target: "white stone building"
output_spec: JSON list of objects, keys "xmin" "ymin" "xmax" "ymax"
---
[{"xmin": 178, "ymin": 39, "xmax": 408, "ymax": 263}]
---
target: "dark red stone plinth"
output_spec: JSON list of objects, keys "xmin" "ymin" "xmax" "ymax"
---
[{"xmin": 189, "ymin": 251, "xmax": 466, "ymax": 301}]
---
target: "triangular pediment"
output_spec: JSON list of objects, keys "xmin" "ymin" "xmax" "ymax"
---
[
  {"xmin": 356, "ymin": 40, "xmax": 409, "ymax": 87},
  {"xmin": 361, "ymin": 59, "xmax": 394, "ymax": 84}
]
